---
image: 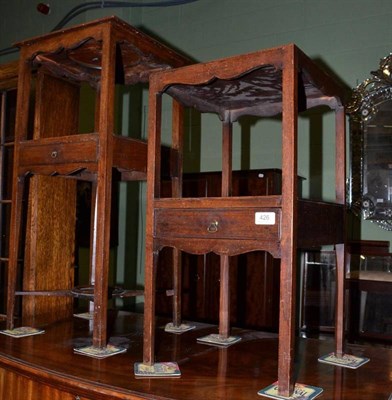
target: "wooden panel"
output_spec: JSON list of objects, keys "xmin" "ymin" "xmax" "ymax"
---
[
  {"xmin": 346, "ymin": 240, "xmax": 389, "ymax": 255},
  {"xmin": 232, "ymin": 169, "xmax": 282, "ymax": 196},
  {"xmin": 23, "ymin": 72, "xmax": 78, "ymax": 323},
  {"xmin": 154, "ymin": 195, "xmax": 282, "ymax": 209},
  {"xmin": 0, "ymin": 367, "xmax": 91, "ymax": 400},
  {"xmin": 0, "ymin": 61, "xmax": 18, "ymax": 90},
  {"xmin": 19, "ymin": 134, "xmax": 99, "ymax": 170},
  {"xmin": 235, "ymin": 251, "xmax": 280, "ymax": 330},
  {"xmin": 297, "ymin": 199, "xmax": 345, "ymax": 248},
  {"xmin": 112, "ymin": 136, "xmax": 147, "ymax": 173},
  {"xmin": 155, "ymin": 207, "xmax": 280, "ymax": 240}
]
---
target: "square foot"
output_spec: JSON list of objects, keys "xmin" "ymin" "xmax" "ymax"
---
[
  {"xmin": 74, "ymin": 344, "xmax": 126, "ymax": 359},
  {"xmin": 0, "ymin": 327, "xmax": 45, "ymax": 338},
  {"xmin": 258, "ymin": 381, "xmax": 323, "ymax": 399},
  {"xmin": 134, "ymin": 362, "xmax": 181, "ymax": 377},
  {"xmin": 197, "ymin": 333, "xmax": 241, "ymax": 347},
  {"xmin": 165, "ymin": 322, "xmax": 196, "ymax": 334},
  {"xmin": 318, "ymin": 352, "xmax": 370, "ymax": 369}
]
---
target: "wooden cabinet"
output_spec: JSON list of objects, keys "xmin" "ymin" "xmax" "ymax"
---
[{"xmin": 156, "ymin": 169, "xmax": 282, "ymax": 331}]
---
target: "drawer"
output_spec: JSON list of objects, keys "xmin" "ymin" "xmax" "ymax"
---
[
  {"xmin": 154, "ymin": 207, "xmax": 280, "ymax": 241},
  {"xmin": 19, "ymin": 135, "xmax": 98, "ymax": 167}
]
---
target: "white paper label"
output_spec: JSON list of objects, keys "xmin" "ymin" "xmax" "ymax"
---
[{"xmin": 255, "ymin": 212, "xmax": 275, "ymax": 225}]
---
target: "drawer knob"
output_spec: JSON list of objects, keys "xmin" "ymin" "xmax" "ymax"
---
[
  {"xmin": 51, "ymin": 150, "xmax": 58, "ymax": 158},
  {"xmin": 207, "ymin": 220, "xmax": 219, "ymax": 233}
]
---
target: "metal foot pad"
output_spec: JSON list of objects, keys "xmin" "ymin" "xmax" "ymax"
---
[
  {"xmin": 0, "ymin": 327, "xmax": 45, "ymax": 338},
  {"xmin": 73, "ymin": 312, "xmax": 93, "ymax": 320},
  {"xmin": 197, "ymin": 333, "xmax": 241, "ymax": 347},
  {"xmin": 164, "ymin": 322, "xmax": 196, "ymax": 334},
  {"xmin": 258, "ymin": 381, "xmax": 323, "ymax": 399},
  {"xmin": 74, "ymin": 344, "xmax": 126, "ymax": 358},
  {"xmin": 134, "ymin": 362, "xmax": 181, "ymax": 377},
  {"xmin": 318, "ymin": 352, "xmax": 370, "ymax": 369}
]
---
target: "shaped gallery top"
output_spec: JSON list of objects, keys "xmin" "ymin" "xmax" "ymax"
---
[
  {"xmin": 150, "ymin": 43, "xmax": 348, "ymax": 122},
  {"xmin": 14, "ymin": 16, "xmax": 191, "ymax": 86}
]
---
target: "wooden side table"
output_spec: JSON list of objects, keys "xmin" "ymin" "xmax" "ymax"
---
[
  {"xmin": 140, "ymin": 44, "xmax": 347, "ymax": 396},
  {"xmin": 6, "ymin": 16, "xmax": 189, "ymax": 353}
]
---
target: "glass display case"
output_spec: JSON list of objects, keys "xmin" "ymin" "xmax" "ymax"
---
[
  {"xmin": 346, "ymin": 241, "xmax": 392, "ymax": 341},
  {"xmin": 301, "ymin": 250, "xmax": 336, "ymax": 333},
  {"xmin": 301, "ymin": 241, "xmax": 392, "ymax": 341},
  {"xmin": 348, "ymin": 253, "xmax": 392, "ymax": 276}
]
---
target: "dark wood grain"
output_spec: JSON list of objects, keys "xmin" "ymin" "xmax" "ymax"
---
[
  {"xmin": 0, "ymin": 61, "xmax": 19, "ymax": 91},
  {"xmin": 22, "ymin": 72, "xmax": 78, "ymax": 325}
]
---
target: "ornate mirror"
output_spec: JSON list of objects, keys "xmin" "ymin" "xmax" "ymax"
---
[{"xmin": 348, "ymin": 54, "xmax": 392, "ymax": 230}]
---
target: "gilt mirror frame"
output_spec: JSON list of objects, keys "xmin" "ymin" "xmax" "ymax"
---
[{"xmin": 347, "ymin": 53, "xmax": 392, "ymax": 230}]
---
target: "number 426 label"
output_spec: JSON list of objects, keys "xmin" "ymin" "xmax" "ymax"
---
[{"xmin": 255, "ymin": 212, "xmax": 276, "ymax": 225}]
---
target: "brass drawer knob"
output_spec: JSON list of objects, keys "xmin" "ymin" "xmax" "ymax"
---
[{"xmin": 207, "ymin": 220, "xmax": 219, "ymax": 233}]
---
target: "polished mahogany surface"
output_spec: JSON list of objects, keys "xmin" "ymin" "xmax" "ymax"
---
[{"xmin": 0, "ymin": 312, "xmax": 389, "ymax": 400}]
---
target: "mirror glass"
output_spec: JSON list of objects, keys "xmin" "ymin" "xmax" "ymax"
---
[{"xmin": 348, "ymin": 54, "xmax": 392, "ymax": 230}]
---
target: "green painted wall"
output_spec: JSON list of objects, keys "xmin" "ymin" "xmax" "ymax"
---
[{"xmin": 1, "ymin": 0, "xmax": 392, "ymax": 294}]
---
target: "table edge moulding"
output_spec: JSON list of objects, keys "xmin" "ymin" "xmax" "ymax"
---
[
  {"xmin": 139, "ymin": 43, "xmax": 348, "ymax": 398},
  {"xmin": 4, "ymin": 15, "xmax": 190, "ymax": 357}
]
